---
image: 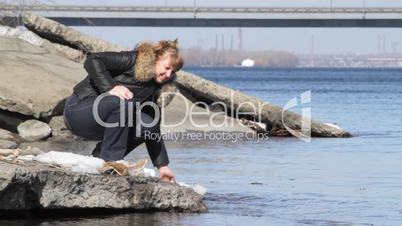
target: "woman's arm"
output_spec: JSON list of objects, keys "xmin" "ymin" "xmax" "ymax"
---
[
  {"xmin": 84, "ymin": 51, "xmax": 135, "ymax": 93},
  {"xmin": 145, "ymin": 137, "xmax": 175, "ymax": 182}
]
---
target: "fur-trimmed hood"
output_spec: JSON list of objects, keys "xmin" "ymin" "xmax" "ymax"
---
[
  {"xmin": 134, "ymin": 42, "xmax": 179, "ymax": 108},
  {"xmin": 134, "ymin": 42, "xmax": 156, "ymax": 82}
]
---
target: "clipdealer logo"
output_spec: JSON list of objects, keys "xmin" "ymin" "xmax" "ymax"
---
[
  {"xmin": 91, "ymin": 90, "xmax": 312, "ymax": 142},
  {"xmin": 143, "ymin": 130, "xmax": 270, "ymax": 143},
  {"xmin": 282, "ymin": 90, "xmax": 312, "ymax": 142}
]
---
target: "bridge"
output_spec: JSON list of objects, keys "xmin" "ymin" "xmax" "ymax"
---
[{"xmin": 2, "ymin": 4, "xmax": 402, "ymax": 27}]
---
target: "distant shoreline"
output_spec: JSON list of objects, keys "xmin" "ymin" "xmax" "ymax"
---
[{"xmin": 183, "ymin": 66, "xmax": 402, "ymax": 70}]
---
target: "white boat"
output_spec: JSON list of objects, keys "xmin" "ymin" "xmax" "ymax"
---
[{"xmin": 241, "ymin": 58, "xmax": 255, "ymax": 67}]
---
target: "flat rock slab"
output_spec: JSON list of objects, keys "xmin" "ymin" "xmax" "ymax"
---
[{"xmin": 0, "ymin": 160, "xmax": 207, "ymax": 215}]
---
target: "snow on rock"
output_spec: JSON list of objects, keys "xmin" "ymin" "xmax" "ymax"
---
[
  {"xmin": 33, "ymin": 151, "xmax": 156, "ymax": 177},
  {"xmin": 143, "ymin": 168, "xmax": 156, "ymax": 177},
  {"xmin": 34, "ymin": 151, "xmax": 105, "ymax": 174},
  {"xmin": 178, "ymin": 182, "xmax": 207, "ymax": 196},
  {"xmin": 324, "ymin": 123, "xmax": 342, "ymax": 130}
]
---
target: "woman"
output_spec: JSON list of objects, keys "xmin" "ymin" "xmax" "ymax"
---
[{"xmin": 63, "ymin": 39, "xmax": 183, "ymax": 182}]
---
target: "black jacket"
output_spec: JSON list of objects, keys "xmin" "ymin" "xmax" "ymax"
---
[{"xmin": 73, "ymin": 50, "xmax": 159, "ymax": 104}]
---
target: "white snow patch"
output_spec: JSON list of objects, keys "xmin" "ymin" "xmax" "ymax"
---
[
  {"xmin": 325, "ymin": 123, "xmax": 341, "ymax": 130},
  {"xmin": 142, "ymin": 168, "xmax": 156, "ymax": 177},
  {"xmin": 33, "ymin": 151, "xmax": 156, "ymax": 176},
  {"xmin": 34, "ymin": 151, "xmax": 105, "ymax": 174},
  {"xmin": 177, "ymin": 182, "xmax": 207, "ymax": 196}
]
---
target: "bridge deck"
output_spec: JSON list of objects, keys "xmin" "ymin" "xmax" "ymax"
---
[
  {"xmin": 2, "ymin": 4, "xmax": 402, "ymax": 27},
  {"xmin": 2, "ymin": 5, "xmax": 402, "ymax": 14}
]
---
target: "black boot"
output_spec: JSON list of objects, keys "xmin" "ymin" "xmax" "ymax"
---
[{"xmin": 91, "ymin": 142, "xmax": 102, "ymax": 158}]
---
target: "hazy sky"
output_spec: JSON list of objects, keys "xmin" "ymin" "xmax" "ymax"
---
[{"xmin": 12, "ymin": 0, "xmax": 402, "ymax": 54}]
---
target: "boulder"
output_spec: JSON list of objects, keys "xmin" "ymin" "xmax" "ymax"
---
[
  {"xmin": 0, "ymin": 160, "xmax": 207, "ymax": 214},
  {"xmin": 0, "ymin": 36, "xmax": 86, "ymax": 119},
  {"xmin": 0, "ymin": 25, "xmax": 85, "ymax": 63},
  {"xmin": 17, "ymin": 120, "xmax": 51, "ymax": 141}
]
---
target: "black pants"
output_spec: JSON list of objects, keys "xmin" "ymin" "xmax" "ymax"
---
[{"xmin": 63, "ymin": 94, "xmax": 169, "ymax": 167}]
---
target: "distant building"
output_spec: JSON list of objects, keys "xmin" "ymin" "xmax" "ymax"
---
[
  {"xmin": 298, "ymin": 54, "xmax": 402, "ymax": 68},
  {"xmin": 241, "ymin": 58, "xmax": 255, "ymax": 67}
]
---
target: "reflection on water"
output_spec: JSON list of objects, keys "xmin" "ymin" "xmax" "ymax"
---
[
  {"xmin": 0, "ymin": 212, "xmax": 200, "ymax": 226},
  {"xmin": 4, "ymin": 68, "xmax": 402, "ymax": 225}
]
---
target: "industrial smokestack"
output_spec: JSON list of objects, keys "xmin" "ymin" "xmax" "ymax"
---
[
  {"xmin": 238, "ymin": 28, "xmax": 243, "ymax": 51},
  {"xmin": 230, "ymin": 34, "xmax": 234, "ymax": 50},
  {"xmin": 221, "ymin": 34, "xmax": 224, "ymax": 50}
]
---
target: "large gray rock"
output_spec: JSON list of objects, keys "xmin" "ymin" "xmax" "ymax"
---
[
  {"xmin": 0, "ymin": 25, "xmax": 85, "ymax": 62},
  {"xmin": 0, "ymin": 160, "xmax": 207, "ymax": 213},
  {"xmin": 0, "ymin": 36, "xmax": 86, "ymax": 118},
  {"xmin": 17, "ymin": 120, "xmax": 51, "ymax": 141}
]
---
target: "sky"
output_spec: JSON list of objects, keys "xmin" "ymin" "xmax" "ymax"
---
[{"xmin": 8, "ymin": 0, "xmax": 402, "ymax": 54}]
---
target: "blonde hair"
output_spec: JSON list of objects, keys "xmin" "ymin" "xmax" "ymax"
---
[{"xmin": 153, "ymin": 39, "xmax": 184, "ymax": 72}]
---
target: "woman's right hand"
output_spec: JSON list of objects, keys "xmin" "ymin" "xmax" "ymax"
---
[
  {"xmin": 158, "ymin": 166, "xmax": 176, "ymax": 183},
  {"xmin": 108, "ymin": 85, "xmax": 133, "ymax": 100}
]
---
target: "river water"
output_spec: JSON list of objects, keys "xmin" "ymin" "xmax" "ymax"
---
[{"xmin": 5, "ymin": 68, "xmax": 402, "ymax": 226}]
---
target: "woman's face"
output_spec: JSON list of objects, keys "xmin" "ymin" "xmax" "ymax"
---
[{"xmin": 154, "ymin": 56, "xmax": 173, "ymax": 84}]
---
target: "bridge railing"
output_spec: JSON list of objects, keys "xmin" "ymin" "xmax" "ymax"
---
[{"xmin": 1, "ymin": 4, "xmax": 402, "ymax": 14}]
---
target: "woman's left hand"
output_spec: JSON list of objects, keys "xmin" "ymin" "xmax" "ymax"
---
[
  {"xmin": 108, "ymin": 85, "xmax": 133, "ymax": 100},
  {"xmin": 158, "ymin": 165, "xmax": 176, "ymax": 183}
]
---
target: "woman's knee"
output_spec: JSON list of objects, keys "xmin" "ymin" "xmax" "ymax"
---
[
  {"xmin": 97, "ymin": 95, "xmax": 123, "ymax": 111},
  {"xmin": 95, "ymin": 96, "xmax": 137, "ymax": 120}
]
